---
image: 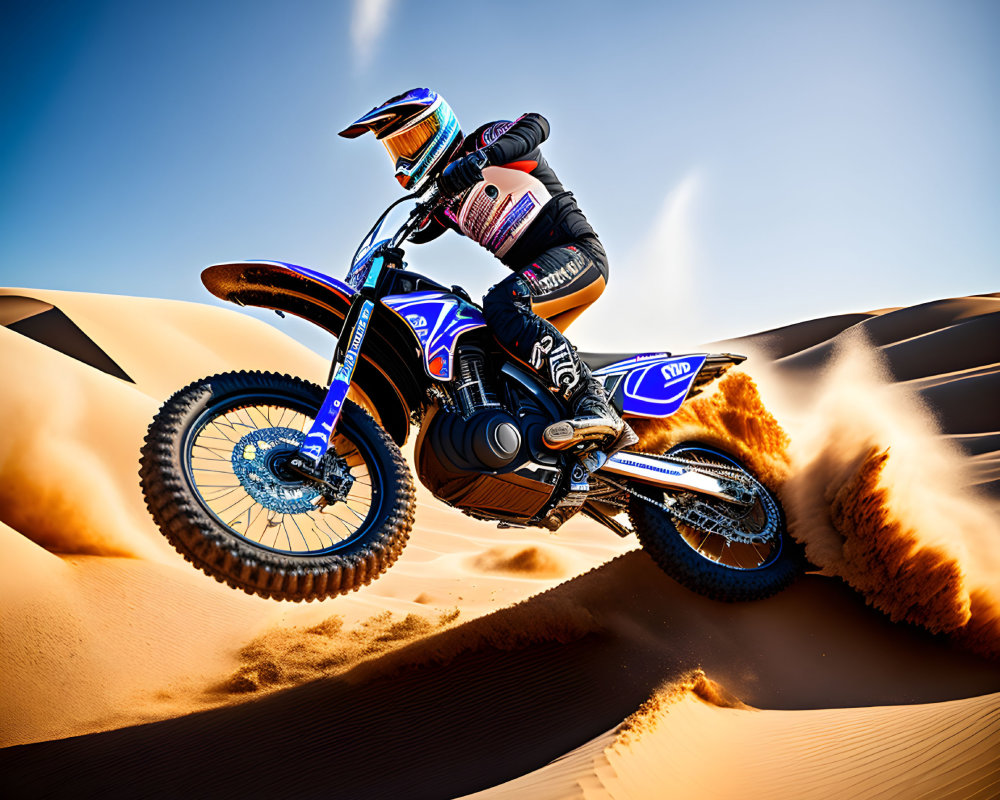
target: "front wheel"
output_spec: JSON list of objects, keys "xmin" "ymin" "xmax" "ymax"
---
[
  {"xmin": 628, "ymin": 442, "xmax": 801, "ymax": 601},
  {"xmin": 139, "ymin": 371, "xmax": 415, "ymax": 601}
]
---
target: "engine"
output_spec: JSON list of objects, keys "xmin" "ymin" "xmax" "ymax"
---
[
  {"xmin": 414, "ymin": 344, "xmax": 564, "ymax": 524},
  {"xmin": 430, "ymin": 345, "xmax": 521, "ymax": 471}
]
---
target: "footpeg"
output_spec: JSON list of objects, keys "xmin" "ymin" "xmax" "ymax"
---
[{"xmin": 542, "ymin": 418, "xmax": 620, "ymax": 450}]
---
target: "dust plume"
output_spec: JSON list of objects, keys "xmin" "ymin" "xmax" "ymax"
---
[
  {"xmin": 615, "ymin": 669, "xmax": 747, "ymax": 747},
  {"xmin": 778, "ymin": 335, "xmax": 1000, "ymax": 658},
  {"xmin": 630, "ymin": 370, "xmax": 791, "ymax": 491},
  {"xmin": 215, "ymin": 609, "xmax": 461, "ymax": 695},
  {"xmin": 630, "ymin": 342, "xmax": 1000, "ymax": 658},
  {"xmin": 215, "ymin": 592, "xmax": 602, "ymax": 698},
  {"xmin": 0, "ymin": 338, "xmax": 160, "ymax": 559},
  {"xmin": 470, "ymin": 545, "xmax": 566, "ymax": 578}
]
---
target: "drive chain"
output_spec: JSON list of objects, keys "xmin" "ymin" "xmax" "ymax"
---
[{"xmin": 595, "ymin": 463, "xmax": 778, "ymax": 546}]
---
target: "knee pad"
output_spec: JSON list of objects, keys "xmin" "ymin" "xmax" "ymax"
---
[{"xmin": 483, "ymin": 274, "xmax": 531, "ymax": 325}]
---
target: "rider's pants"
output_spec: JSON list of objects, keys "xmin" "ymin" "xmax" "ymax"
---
[{"xmin": 482, "ymin": 238, "xmax": 607, "ymax": 401}]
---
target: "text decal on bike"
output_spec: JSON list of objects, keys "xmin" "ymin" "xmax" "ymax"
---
[
  {"xmin": 594, "ymin": 353, "xmax": 708, "ymax": 418},
  {"xmin": 298, "ymin": 300, "xmax": 374, "ymax": 463}
]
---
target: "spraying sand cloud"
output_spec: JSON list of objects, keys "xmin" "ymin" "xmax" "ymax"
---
[
  {"xmin": 470, "ymin": 545, "xmax": 567, "ymax": 579},
  {"xmin": 631, "ymin": 369, "xmax": 791, "ymax": 492},
  {"xmin": 776, "ymin": 332, "xmax": 1000, "ymax": 656},
  {"xmin": 217, "ymin": 609, "xmax": 460, "ymax": 695},
  {"xmin": 629, "ymin": 326, "xmax": 1000, "ymax": 657}
]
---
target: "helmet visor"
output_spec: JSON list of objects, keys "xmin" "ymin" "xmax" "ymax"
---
[{"xmin": 381, "ymin": 112, "xmax": 441, "ymax": 164}]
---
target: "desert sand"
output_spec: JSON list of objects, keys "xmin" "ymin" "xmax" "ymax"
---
[{"xmin": 1, "ymin": 287, "xmax": 998, "ymax": 799}]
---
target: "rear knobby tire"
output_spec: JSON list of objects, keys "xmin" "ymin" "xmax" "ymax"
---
[
  {"xmin": 628, "ymin": 442, "xmax": 800, "ymax": 602},
  {"xmin": 139, "ymin": 371, "xmax": 415, "ymax": 601}
]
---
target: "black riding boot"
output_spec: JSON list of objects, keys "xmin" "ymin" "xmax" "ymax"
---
[
  {"xmin": 542, "ymin": 363, "xmax": 636, "ymax": 453},
  {"xmin": 481, "ymin": 273, "xmax": 636, "ymax": 454}
]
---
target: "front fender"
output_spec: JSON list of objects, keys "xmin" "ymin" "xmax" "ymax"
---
[
  {"xmin": 202, "ymin": 261, "xmax": 422, "ymax": 444},
  {"xmin": 203, "ymin": 260, "xmax": 355, "ymax": 335}
]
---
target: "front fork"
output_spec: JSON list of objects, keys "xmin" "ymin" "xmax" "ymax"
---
[{"xmin": 296, "ymin": 298, "xmax": 375, "ymax": 464}]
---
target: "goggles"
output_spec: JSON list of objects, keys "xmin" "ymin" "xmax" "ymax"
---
[{"xmin": 382, "ymin": 110, "xmax": 442, "ymax": 165}]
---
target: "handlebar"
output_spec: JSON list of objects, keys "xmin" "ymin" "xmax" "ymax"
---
[
  {"xmin": 349, "ymin": 182, "xmax": 450, "ymax": 273},
  {"xmin": 389, "ymin": 185, "xmax": 445, "ymax": 248}
]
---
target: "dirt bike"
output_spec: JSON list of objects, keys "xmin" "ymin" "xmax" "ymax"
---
[{"xmin": 139, "ymin": 184, "xmax": 800, "ymax": 603}]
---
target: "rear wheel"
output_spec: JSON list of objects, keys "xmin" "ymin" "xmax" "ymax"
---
[
  {"xmin": 629, "ymin": 442, "xmax": 800, "ymax": 601},
  {"xmin": 139, "ymin": 371, "xmax": 415, "ymax": 601}
]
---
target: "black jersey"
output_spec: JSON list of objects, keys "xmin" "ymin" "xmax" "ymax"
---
[{"xmin": 409, "ymin": 113, "xmax": 600, "ymax": 271}]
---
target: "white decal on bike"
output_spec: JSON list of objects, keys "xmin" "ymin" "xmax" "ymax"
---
[{"xmin": 405, "ymin": 313, "xmax": 428, "ymax": 330}]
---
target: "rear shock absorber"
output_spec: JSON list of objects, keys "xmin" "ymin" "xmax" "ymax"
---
[
  {"xmin": 429, "ymin": 345, "xmax": 521, "ymax": 470},
  {"xmin": 454, "ymin": 345, "xmax": 501, "ymax": 419}
]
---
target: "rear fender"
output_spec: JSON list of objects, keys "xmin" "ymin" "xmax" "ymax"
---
[{"xmin": 593, "ymin": 352, "xmax": 745, "ymax": 418}]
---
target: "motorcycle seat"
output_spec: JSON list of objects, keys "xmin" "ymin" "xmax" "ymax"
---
[{"xmin": 579, "ymin": 351, "xmax": 667, "ymax": 371}]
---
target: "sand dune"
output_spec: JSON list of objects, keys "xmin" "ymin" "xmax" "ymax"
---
[
  {"xmin": 469, "ymin": 681, "xmax": 1000, "ymax": 800},
  {"xmin": 0, "ymin": 287, "xmax": 630, "ymax": 748},
  {"xmin": 1, "ymin": 287, "xmax": 998, "ymax": 798}
]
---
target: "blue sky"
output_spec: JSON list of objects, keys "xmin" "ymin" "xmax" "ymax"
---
[{"xmin": 2, "ymin": 0, "xmax": 997, "ymax": 354}]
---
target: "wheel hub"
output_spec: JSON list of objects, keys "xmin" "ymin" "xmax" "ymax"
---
[
  {"xmin": 231, "ymin": 427, "xmax": 322, "ymax": 514},
  {"xmin": 668, "ymin": 490, "xmax": 777, "ymax": 545}
]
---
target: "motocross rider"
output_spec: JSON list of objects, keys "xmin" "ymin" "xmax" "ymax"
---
[{"xmin": 339, "ymin": 88, "xmax": 635, "ymax": 455}]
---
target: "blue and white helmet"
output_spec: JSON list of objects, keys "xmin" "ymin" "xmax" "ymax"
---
[{"xmin": 339, "ymin": 88, "xmax": 462, "ymax": 191}]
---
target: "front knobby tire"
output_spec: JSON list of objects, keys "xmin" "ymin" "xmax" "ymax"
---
[
  {"xmin": 139, "ymin": 371, "xmax": 415, "ymax": 601},
  {"xmin": 628, "ymin": 442, "xmax": 801, "ymax": 602}
]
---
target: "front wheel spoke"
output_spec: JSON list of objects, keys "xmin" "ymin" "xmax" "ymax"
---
[
  {"xmin": 196, "ymin": 435, "xmax": 238, "ymax": 449},
  {"xmin": 263, "ymin": 512, "xmax": 282, "ymax": 548},
  {"xmin": 287, "ymin": 513, "xmax": 316, "ymax": 550},
  {"xmin": 338, "ymin": 501, "xmax": 368, "ymax": 523},
  {"xmin": 281, "ymin": 513, "xmax": 304, "ymax": 550},
  {"xmin": 312, "ymin": 517, "xmax": 336, "ymax": 548},
  {"xmin": 193, "ymin": 466, "xmax": 241, "ymax": 476},
  {"xmin": 192, "ymin": 443, "xmax": 233, "ymax": 460},
  {"xmin": 246, "ymin": 405, "xmax": 276, "ymax": 431},
  {"xmin": 219, "ymin": 490, "xmax": 255, "ymax": 516},
  {"xmin": 201, "ymin": 485, "xmax": 243, "ymax": 502},
  {"xmin": 318, "ymin": 513, "xmax": 350, "ymax": 541},
  {"xmin": 329, "ymin": 509, "xmax": 359, "ymax": 537},
  {"xmin": 210, "ymin": 418, "xmax": 242, "ymax": 441},
  {"xmin": 231, "ymin": 407, "xmax": 254, "ymax": 432},
  {"xmin": 230, "ymin": 504, "xmax": 253, "ymax": 530},
  {"xmin": 245, "ymin": 502, "xmax": 267, "ymax": 538},
  {"xmin": 275, "ymin": 406, "xmax": 291, "ymax": 428},
  {"xmin": 279, "ymin": 516, "xmax": 295, "ymax": 550},
  {"xmin": 223, "ymin": 494, "xmax": 256, "ymax": 524}
]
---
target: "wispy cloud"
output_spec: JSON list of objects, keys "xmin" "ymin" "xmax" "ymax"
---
[
  {"xmin": 634, "ymin": 171, "xmax": 701, "ymax": 304},
  {"xmin": 572, "ymin": 171, "xmax": 706, "ymax": 352},
  {"xmin": 351, "ymin": 0, "xmax": 396, "ymax": 70}
]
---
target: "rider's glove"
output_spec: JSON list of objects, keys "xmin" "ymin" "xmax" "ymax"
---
[{"xmin": 438, "ymin": 150, "xmax": 489, "ymax": 197}]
